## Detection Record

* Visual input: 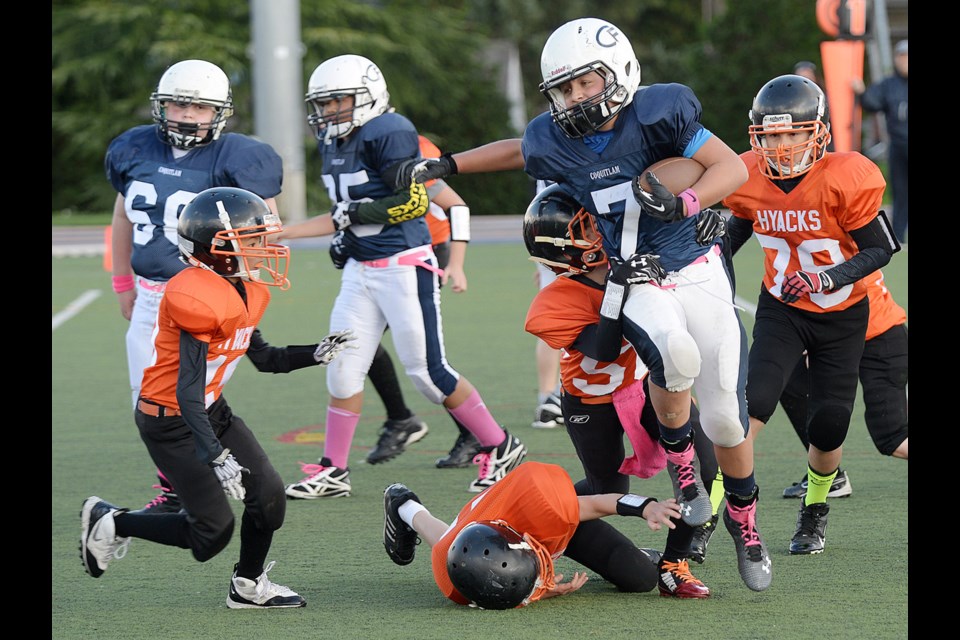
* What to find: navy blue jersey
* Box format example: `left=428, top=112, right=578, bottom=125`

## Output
left=522, top=83, right=714, bottom=272
left=317, top=112, right=431, bottom=261
left=105, top=126, right=283, bottom=281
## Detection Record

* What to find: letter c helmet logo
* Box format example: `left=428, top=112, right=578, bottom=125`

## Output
left=596, top=25, right=622, bottom=48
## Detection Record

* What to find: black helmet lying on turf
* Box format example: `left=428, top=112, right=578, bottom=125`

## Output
left=447, top=520, right=541, bottom=610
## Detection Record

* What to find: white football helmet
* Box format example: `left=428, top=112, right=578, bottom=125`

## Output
left=305, top=54, right=390, bottom=144
left=539, top=18, right=641, bottom=138
left=150, top=60, right=234, bottom=150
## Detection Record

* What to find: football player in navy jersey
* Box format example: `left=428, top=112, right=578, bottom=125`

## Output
left=402, top=17, right=772, bottom=591
left=106, top=59, right=284, bottom=515
left=277, top=54, right=526, bottom=498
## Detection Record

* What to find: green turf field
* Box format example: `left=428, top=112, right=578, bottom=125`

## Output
left=52, top=240, right=908, bottom=640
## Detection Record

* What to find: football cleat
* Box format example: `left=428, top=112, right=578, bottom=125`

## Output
left=658, top=559, right=710, bottom=599
left=284, top=457, right=351, bottom=499
left=783, top=468, right=852, bottom=499
left=688, top=513, right=719, bottom=564
left=723, top=491, right=773, bottom=592
left=366, top=415, right=429, bottom=465
left=468, top=432, right=527, bottom=493
left=226, top=561, right=306, bottom=609
left=664, top=437, right=713, bottom=527
left=80, top=496, right=130, bottom=578
left=789, top=501, right=830, bottom=555
left=436, top=431, right=484, bottom=469
left=531, top=393, right=564, bottom=429
left=383, top=483, right=422, bottom=566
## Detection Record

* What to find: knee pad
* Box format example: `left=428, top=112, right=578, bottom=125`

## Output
left=326, top=361, right=366, bottom=399
left=191, top=516, right=234, bottom=563
left=699, top=410, right=746, bottom=448
left=663, top=330, right=700, bottom=390
left=745, top=361, right=789, bottom=424
left=807, top=404, right=852, bottom=452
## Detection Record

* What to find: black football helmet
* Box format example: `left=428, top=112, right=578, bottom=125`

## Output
left=523, top=184, right=606, bottom=275
left=177, top=187, right=290, bottom=288
left=748, top=74, right=831, bottom=180
left=447, top=521, right=543, bottom=610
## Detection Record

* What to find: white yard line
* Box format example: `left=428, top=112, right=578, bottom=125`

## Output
left=52, top=289, right=101, bottom=331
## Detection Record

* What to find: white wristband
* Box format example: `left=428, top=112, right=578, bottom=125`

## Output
left=600, top=281, right=626, bottom=320
left=448, top=204, right=471, bottom=242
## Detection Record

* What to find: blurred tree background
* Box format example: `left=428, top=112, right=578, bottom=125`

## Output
left=53, top=0, right=824, bottom=218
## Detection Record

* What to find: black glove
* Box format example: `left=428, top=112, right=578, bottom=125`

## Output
left=632, top=172, right=685, bottom=222
left=607, top=253, right=667, bottom=286
left=694, top=208, right=726, bottom=246
left=412, top=152, right=458, bottom=184
left=329, top=230, right=348, bottom=269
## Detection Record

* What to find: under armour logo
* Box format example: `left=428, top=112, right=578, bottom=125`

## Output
left=762, top=558, right=771, bottom=574
left=680, top=503, right=692, bottom=517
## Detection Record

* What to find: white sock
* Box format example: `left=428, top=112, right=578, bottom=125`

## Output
left=398, top=500, right=427, bottom=528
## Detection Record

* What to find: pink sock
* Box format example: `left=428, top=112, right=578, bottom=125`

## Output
left=447, top=389, right=505, bottom=447
left=323, top=406, right=360, bottom=468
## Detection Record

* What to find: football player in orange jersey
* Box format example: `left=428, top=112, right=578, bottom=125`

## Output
left=779, top=270, right=908, bottom=498
left=80, top=187, right=357, bottom=609
left=382, top=461, right=683, bottom=609
left=522, top=184, right=720, bottom=596
left=723, top=74, right=900, bottom=555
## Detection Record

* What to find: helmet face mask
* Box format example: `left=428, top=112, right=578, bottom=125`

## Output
left=178, top=187, right=290, bottom=289
left=151, top=60, right=234, bottom=150
left=306, top=54, right=390, bottom=143
left=523, top=184, right=606, bottom=274
left=446, top=521, right=543, bottom=610
left=539, top=18, right=641, bottom=138
left=748, top=74, right=831, bottom=180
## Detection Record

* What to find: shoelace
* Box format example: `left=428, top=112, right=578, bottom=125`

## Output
left=296, top=461, right=330, bottom=481
left=660, top=560, right=702, bottom=585
left=472, top=452, right=492, bottom=479
left=728, top=502, right=762, bottom=553
left=797, top=507, right=826, bottom=537
left=143, top=494, right=171, bottom=509
left=113, top=536, right=131, bottom=561
left=674, top=462, right=698, bottom=493
left=257, top=561, right=294, bottom=596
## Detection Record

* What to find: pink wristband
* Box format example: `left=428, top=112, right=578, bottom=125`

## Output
left=678, top=188, right=701, bottom=217
left=112, top=275, right=135, bottom=293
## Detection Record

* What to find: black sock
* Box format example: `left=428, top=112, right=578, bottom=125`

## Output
left=367, top=343, right=411, bottom=421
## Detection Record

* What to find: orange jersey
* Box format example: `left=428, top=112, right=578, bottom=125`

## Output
left=140, top=267, right=271, bottom=409
left=418, top=135, right=451, bottom=245
left=863, top=270, right=907, bottom=340
left=431, top=462, right=580, bottom=606
left=525, top=276, right=646, bottom=403
left=723, top=151, right=885, bottom=314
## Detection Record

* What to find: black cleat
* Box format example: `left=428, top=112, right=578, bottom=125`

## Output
left=366, top=416, right=429, bottom=465
left=789, top=502, right=830, bottom=555
left=435, top=431, right=483, bottom=469
left=383, top=483, right=421, bottom=565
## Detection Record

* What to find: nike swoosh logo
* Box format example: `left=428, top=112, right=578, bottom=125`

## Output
left=648, top=203, right=666, bottom=212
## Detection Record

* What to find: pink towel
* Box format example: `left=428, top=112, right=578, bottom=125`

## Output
left=613, top=378, right=666, bottom=479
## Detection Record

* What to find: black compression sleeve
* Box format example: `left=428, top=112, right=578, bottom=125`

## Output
left=245, top=328, right=319, bottom=373
left=573, top=320, right=623, bottom=363
left=725, top=215, right=754, bottom=256
left=822, top=217, right=896, bottom=288
left=175, top=331, right=222, bottom=465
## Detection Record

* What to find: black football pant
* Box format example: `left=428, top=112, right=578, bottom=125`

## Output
left=780, top=323, right=907, bottom=456
left=117, top=395, right=286, bottom=576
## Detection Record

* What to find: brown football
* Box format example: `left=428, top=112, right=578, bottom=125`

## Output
left=638, top=157, right=706, bottom=195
